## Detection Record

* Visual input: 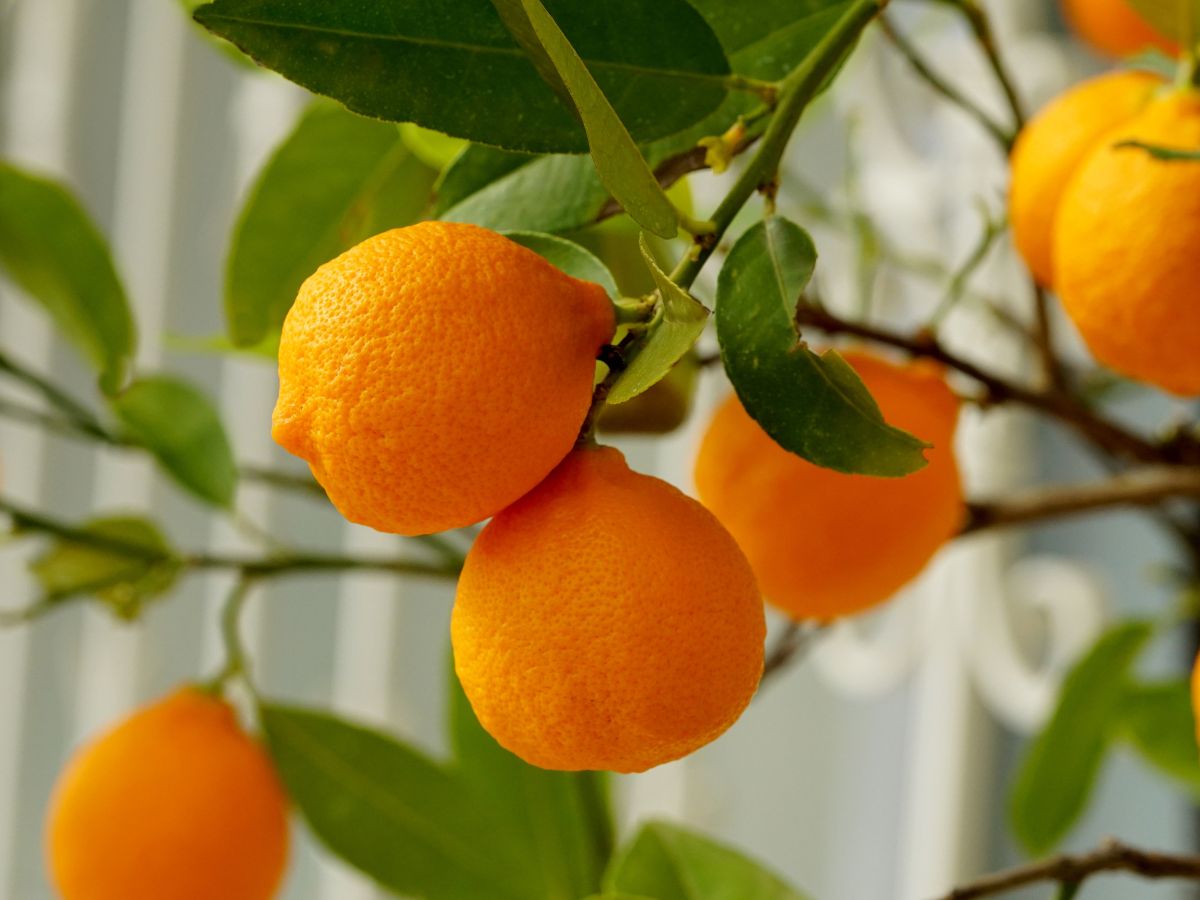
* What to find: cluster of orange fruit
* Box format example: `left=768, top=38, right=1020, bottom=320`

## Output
left=1013, top=2, right=1200, bottom=395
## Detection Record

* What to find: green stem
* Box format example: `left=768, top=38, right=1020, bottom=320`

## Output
left=673, top=0, right=890, bottom=290
left=202, top=576, right=257, bottom=695
left=0, top=349, right=115, bottom=443
left=943, top=0, right=1026, bottom=132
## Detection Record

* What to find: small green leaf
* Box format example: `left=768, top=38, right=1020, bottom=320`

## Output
left=260, top=704, right=530, bottom=900
left=1009, top=621, right=1154, bottom=856
left=1114, top=680, right=1200, bottom=795
left=1124, top=0, right=1200, bottom=43
left=0, top=162, right=134, bottom=393
left=449, top=662, right=612, bottom=898
left=504, top=232, right=619, bottom=298
left=497, top=0, right=680, bottom=236
left=440, top=153, right=607, bottom=233
left=607, top=235, right=709, bottom=405
left=225, top=101, right=435, bottom=346
left=110, top=376, right=238, bottom=507
left=604, top=821, right=811, bottom=900
left=193, top=0, right=729, bottom=155
left=716, top=216, right=929, bottom=477
left=31, top=516, right=180, bottom=620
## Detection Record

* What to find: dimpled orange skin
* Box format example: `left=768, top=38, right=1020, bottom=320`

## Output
left=1010, top=69, right=1162, bottom=286
left=1054, top=92, right=1200, bottom=396
left=272, top=221, right=615, bottom=535
left=1062, top=0, right=1177, bottom=58
left=46, top=687, right=289, bottom=900
left=451, top=445, right=765, bottom=774
left=694, top=351, right=964, bottom=622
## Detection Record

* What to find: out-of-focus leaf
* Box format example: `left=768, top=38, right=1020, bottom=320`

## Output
left=607, top=235, right=708, bottom=405
left=0, top=163, right=134, bottom=393
left=110, top=376, right=238, bottom=507
left=494, top=0, right=681, bottom=236
left=604, top=820, right=811, bottom=900
left=31, top=516, right=180, bottom=620
left=225, top=101, right=435, bottom=346
left=432, top=145, right=532, bottom=217
left=398, top=123, right=468, bottom=170
left=716, top=216, right=929, bottom=477
left=194, top=0, right=729, bottom=154
left=504, top=232, right=618, bottom=298
left=1009, top=621, right=1154, bottom=855
left=1114, top=680, right=1200, bottom=795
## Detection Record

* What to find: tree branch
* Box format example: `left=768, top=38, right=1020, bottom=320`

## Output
left=940, top=838, right=1200, bottom=899
left=792, top=303, right=1195, bottom=466
left=963, top=467, right=1200, bottom=534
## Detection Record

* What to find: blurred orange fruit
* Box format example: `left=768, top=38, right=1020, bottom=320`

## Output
left=1055, top=90, right=1200, bottom=395
left=694, top=350, right=964, bottom=621
left=273, top=221, right=614, bottom=535
left=1062, top=0, right=1178, bottom=58
left=46, top=687, right=289, bottom=900
left=1010, top=69, right=1162, bottom=286
left=452, top=445, right=765, bottom=773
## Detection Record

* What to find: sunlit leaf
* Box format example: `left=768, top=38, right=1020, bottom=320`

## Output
left=504, top=232, right=618, bottom=298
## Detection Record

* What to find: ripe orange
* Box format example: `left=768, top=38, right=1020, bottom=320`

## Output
left=46, top=687, right=289, bottom=900
left=1010, top=69, right=1162, bottom=286
left=452, top=445, right=765, bottom=773
left=1062, top=0, right=1178, bottom=58
left=1054, top=90, right=1200, bottom=396
left=273, top=221, right=614, bottom=535
left=694, top=350, right=964, bottom=621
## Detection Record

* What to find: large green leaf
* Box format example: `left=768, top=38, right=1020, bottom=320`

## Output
left=646, top=1, right=853, bottom=162
left=1114, top=680, right=1200, bottom=795
left=260, top=705, right=529, bottom=900
left=110, top=376, right=238, bottom=508
left=225, top=101, right=435, bottom=346
left=440, top=154, right=607, bottom=233
left=0, top=163, right=134, bottom=393
left=607, top=236, right=708, bottom=404
left=715, top=216, right=928, bottom=477
left=30, top=516, right=180, bottom=620
left=604, top=821, right=811, bottom=900
left=1009, top=621, right=1154, bottom=855
left=505, top=232, right=619, bottom=299
left=193, top=0, right=730, bottom=154
left=491, top=0, right=679, bottom=236
left=432, top=144, right=532, bottom=217
left=449, top=664, right=613, bottom=899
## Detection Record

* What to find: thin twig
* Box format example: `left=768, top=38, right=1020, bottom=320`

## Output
left=758, top=622, right=829, bottom=690
left=792, top=303, right=1193, bottom=465
left=963, top=467, right=1200, bottom=534
left=0, top=349, right=116, bottom=443
left=939, top=837, right=1200, bottom=899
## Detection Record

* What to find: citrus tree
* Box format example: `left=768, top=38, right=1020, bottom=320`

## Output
left=3, top=0, right=1200, bottom=897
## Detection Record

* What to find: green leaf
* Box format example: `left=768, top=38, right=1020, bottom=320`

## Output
left=110, top=376, right=238, bottom=507
left=498, top=0, right=680, bottom=236
left=225, top=101, right=435, bottom=346
left=398, top=122, right=468, bottom=169
left=1124, top=0, right=1200, bottom=42
left=440, top=153, right=607, bottom=233
left=1114, top=680, right=1200, bottom=795
left=31, top=516, right=180, bottom=620
left=432, top=145, right=532, bottom=217
left=260, top=704, right=530, bottom=900
left=0, top=162, right=134, bottom=393
left=607, top=235, right=709, bottom=405
left=715, top=216, right=929, bottom=477
left=193, top=0, right=730, bottom=155
left=504, top=231, right=618, bottom=298
left=645, top=1, right=854, bottom=162
left=604, top=821, right=811, bottom=900
left=448, top=663, right=613, bottom=898
left=176, top=0, right=259, bottom=68
left=1009, top=621, right=1154, bottom=856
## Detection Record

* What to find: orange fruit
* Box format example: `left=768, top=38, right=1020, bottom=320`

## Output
left=1055, top=90, right=1200, bottom=395
left=451, top=445, right=765, bottom=773
left=46, top=687, right=289, bottom=900
left=1010, top=69, right=1162, bottom=286
left=1062, top=0, right=1178, bottom=58
left=694, top=350, right=964, bottom=621
left=272, top=221, right=615, bottom=535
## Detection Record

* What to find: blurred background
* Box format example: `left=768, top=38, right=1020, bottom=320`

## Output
left=0, top=1, right=1195, bottom=898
